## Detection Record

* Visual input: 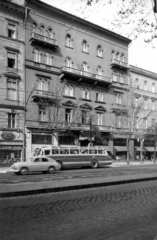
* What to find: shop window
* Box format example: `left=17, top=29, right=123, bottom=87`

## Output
left=32, top=134, right=52, bottom=144
left=7, top=78, right=17, bottom=100
left=59, top=135, right=75, bottom=145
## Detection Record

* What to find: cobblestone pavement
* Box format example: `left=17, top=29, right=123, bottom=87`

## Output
left=1, top=180, right=157, bottom=240
left=1, top=164, right=157, bottom=184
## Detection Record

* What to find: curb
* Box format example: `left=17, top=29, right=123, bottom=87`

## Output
left=1, top=176, right=157, bottom=198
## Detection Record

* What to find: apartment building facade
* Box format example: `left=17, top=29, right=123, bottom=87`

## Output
left=23, top=0, right=131, bottom=158
left=0, top=0, right=25, bottom=163
left=130, top=65, right=157, bottom=160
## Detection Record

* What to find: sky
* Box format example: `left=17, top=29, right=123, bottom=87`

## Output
left=42, top=0, right=157, bottom=73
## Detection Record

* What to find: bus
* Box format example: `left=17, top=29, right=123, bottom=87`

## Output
left=33, top=145, right=112, bottom=169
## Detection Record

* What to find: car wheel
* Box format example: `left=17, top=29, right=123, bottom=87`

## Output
left=57, top=161, right=62, bottom=170
left=20, top=167, right=28, bottom=175
left=91, top=160, right=98, bottom=169
left=48, top=166, right=55, bottom=174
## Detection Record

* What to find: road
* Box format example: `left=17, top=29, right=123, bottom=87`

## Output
left=1, top=164, right=157, bottom=184
left=1, top=180, right=157, bottom=240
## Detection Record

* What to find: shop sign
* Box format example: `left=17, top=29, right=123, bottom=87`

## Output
left=1, top=131, right=15, bottom=140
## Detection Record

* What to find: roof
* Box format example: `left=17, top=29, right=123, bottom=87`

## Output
left=27, top=0, right=131, bottom=44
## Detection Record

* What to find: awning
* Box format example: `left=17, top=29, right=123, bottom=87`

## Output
left=114, top=146, right=127, bottom=152
left=144, top=147, right=155, bottom=152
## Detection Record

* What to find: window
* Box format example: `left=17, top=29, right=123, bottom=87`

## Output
left=66, top=34, right=72, bottom=48
left=39, top=106, right=48, bottom=122
left=7, top=52, right=17, bottom=68
left=82, top=40, right=88, bottom=53
left=120, top=75, right=124, bottom=83
left=113, top=72, right=117, bottom=82
left=64, top=85, right=74, bottom=97
left=97, top=46, right=103, bottom=57
left=121, top=54, right=125, bottom=62
left=82, top=110, right=89, bottom=124
left=32, top=23, right=37, bottom=32
left=40, top=25, right=45, bottom=35
left=97, top=66, right=103, bottom=79
left=135, top=79, right=139, bottom=89
left=111, top=51, right=115, bottom=59
left=152, top=83, right=155, bottom=93
left=7, top=79, right=17, bottom=100
left=65, top=109, right=73, bottom=123
left=144, top=81, right=147, bottom=91
left=47, top=28, right=53, bottom=38
left=116, top=53, right=120, bottom=60
left=117, top=118, right=121, bottom=128
left=96, top=92, right=103, bottom=102
left=115, top=94, right=122, bottom=104
left=152, top=100, right=155, bottom=111
left=82, top=89, right=90, bottom=99
left=8, top=23, right=16, bottom=39
left=135, top=97, right=139, bottom=107
left=32, top=134, right=51, bottom=144
left=42, top=158, right=48, bottom=162
left=45, top=53, right=53, bottom=65
left=37, top=78, right=49, bottom=91
left=82, top=62, right=89, bottom=76
left=8, top=113, right=16, bottom=128
left=34, top=50, right=41, bottom=63
left=66, top=57, right=73, bottom=68
left=97, top=113, right=103, bottom=125
left=144, top=99, right=148, bottom=110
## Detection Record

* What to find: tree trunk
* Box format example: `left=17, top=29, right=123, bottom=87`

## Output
left=154, top=140, right=156, bottom=163
left=140, top=139, right=143, bottom=164
left=126, top=138, right=130, bottom=165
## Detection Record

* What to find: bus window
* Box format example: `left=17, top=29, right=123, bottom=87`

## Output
left=52, top=149, right=59, bottom=155
left=98, top=149, right=103, bottom=154
left=44, top=150, right=51, bottom=155
left=70, top=149, right=79, bottom=154
left=80, top=149, right=88, bottom=154
left=89, top=149, right=96, bottom=154
left=60, top=149, right=69, bottom=154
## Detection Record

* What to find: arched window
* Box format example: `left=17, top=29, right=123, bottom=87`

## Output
left=34, top=50, right=41, bottom=63
left=39, top=25, right=45, bottom=35
left=97, top=46, right=103, bottom=57
left=47, top=28, right=53, bottom=38
left=111, top=51, right=115, bottom=59
left=97, top=66, right=103, bottom=80
left=82, top=40, right=88, bottom=53
left=32, top=23, right=37, bottom=33
left=45, top=53, right=53, bottom=66
left=82, top=62, right=88, bottom=72
left=66, top=34, right=72, bottom=48
left=121, top=54, right=125, bottom=62
left=152, top=82, right=155, bottom=93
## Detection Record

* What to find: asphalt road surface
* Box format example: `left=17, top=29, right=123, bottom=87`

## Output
left=1, top=180, right=157, bottom=240
left=1, top=164, right=157, bottom=184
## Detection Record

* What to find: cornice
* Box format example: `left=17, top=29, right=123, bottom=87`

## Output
left=0, top=0, right=25, bottom=16
left=129, top=65, right=157, bottom=80
left=27, top=0, right=131, bottom=44
left=0, top=104, right=24, bottom=110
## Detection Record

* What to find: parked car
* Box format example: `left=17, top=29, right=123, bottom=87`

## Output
left=10, top=156, right=60, bottom=175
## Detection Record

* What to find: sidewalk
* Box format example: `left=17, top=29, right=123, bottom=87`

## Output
left=0, top=161, right=157, bottom=198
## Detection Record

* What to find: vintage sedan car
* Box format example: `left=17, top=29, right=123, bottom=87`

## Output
left=11, top=156, right=60, bottom=175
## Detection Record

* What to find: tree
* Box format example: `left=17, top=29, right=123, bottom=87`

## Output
left=112, top=82, right=153, bottom=164
left=31, top=81, right=82, bottom=146
left=145, top=121, right=157, bottom=163
left=69, top=0, right=157, bottom=44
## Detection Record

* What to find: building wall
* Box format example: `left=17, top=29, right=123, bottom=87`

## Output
left=0, top=1, right=25, bottom=162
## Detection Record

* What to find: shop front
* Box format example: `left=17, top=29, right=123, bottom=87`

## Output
left=113, top=138, right=127, bottom=160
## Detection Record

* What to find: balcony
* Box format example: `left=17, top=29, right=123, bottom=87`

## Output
left=60, top=66, right=112, bottom=87
left=32, top=89, right=56, bottom=104
left=110, top=59, right=129, bottom=71
left=30, top=32, right=58, bottom=50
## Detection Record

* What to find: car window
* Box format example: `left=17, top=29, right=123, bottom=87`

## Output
left=34, top=158, right=40, bottom=162
left=42, top=158, right=48, bottom=162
